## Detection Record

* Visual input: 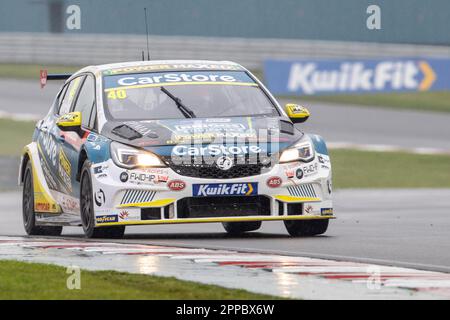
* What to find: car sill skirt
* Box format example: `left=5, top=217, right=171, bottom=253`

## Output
left=96, top=215, right=335, bottom=227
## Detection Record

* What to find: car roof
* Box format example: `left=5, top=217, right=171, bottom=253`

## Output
left=76, top=60, right=246, bottom=77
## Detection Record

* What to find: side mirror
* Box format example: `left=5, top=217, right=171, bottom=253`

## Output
left=285, top=104, right=310, bottom=124
left=56, top=112, right=82, bottom=131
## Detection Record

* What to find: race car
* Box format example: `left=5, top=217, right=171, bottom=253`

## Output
left=19, top=60, right=333, bottom=238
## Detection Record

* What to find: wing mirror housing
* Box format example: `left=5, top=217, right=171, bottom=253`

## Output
left=56, top=112, right=82, bottom=131
left=284, top=104, right=310, bottom=124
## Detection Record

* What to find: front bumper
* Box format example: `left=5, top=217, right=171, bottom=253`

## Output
left=90, top=154, right=334, bottom=227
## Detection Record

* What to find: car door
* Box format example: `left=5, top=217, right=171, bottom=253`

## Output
left=59, top=74, right=97, bottom=199
left=36, top=76, right=84, bottom=196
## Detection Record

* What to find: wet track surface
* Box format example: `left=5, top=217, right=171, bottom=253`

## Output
left=1, top=189, right=450, bottom=273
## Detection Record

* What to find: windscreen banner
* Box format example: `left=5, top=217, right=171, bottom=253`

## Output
left=264, top=58, right=450, bottom=96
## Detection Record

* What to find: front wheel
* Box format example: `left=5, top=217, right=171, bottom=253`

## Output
left=80, top=161, right=125, bottom=239
left=284, top=219, right=329, bottom=237
left=22, top=161, right=62, bottom=236
left=222, top=221, right=262, bottom=235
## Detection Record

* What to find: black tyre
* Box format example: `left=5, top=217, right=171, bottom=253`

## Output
left=22, top=161, right=63, bottom=236
left=80, top=161, right=125, bottom=239
left=222, top=221, right=262, bottom=235
left=284, top=219, right=329, bottom=237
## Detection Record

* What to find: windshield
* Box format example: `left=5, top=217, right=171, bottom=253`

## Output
left=103, top=71, right=279, bottom=120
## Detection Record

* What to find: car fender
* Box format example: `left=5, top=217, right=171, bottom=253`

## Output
left=19, top=143, right=61, bottom=213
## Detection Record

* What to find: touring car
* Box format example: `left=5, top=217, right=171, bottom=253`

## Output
left=19, top=60, right=333, bottom=238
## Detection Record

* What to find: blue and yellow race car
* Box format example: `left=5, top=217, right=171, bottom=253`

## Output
left=19, top=60, right=333, bottom=238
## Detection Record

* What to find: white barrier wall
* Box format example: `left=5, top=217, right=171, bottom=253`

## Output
left=1, top=32, right=450, bottom=69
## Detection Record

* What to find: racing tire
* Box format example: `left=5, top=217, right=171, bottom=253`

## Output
left=80, top=161, right=125, bottom=239
left=222, top=221, right=262, bottom=235
left=284, top=219, right=329, bottom=237
left=22, top=161, right=63, bottom=236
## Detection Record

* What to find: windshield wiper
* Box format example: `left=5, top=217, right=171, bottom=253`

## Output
left=160, top=86, right=196, bottom=118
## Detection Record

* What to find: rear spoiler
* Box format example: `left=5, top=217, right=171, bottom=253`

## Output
left=40, top=70, right=72, bottom=88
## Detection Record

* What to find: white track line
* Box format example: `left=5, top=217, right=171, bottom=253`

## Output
left=328, top=142, right=450, bottom=156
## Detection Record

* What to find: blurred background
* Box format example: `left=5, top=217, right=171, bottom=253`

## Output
left=1, top=0, right=450, bottom=190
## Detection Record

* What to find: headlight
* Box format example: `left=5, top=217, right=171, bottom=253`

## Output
left=279, top=141, right=315, bottom=163
left=111, top=142, right=166, bottom=169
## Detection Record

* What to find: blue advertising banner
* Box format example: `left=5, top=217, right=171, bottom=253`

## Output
left=264, top=58, right=450, bottom=96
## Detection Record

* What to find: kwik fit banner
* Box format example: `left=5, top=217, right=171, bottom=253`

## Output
left=264, top=58, right=450, bottom=96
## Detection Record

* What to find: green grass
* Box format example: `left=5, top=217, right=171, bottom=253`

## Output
left=0, top=119, right=36, bottom=156
left=331, top=149, right=450, bottom=189
left=0, top=63, right=81, bottom=80
left=298, top=91, right=450, bottom=114
left=0, top=260, right=278, bottom=300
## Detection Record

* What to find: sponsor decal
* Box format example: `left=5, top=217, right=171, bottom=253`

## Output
left=104, top=71, right=257, bottom=93
left=285, top=170, right=295, bottom=179
left=321, top=208, right=334, bottom=215
left=120, top=172, right=129, bottom=182
left=118, top=209, right=141, bottom=221
left=59, top=113, right=79, bottom=123
left=119, top=211, right=129, bottom=220
left=39, top=133, right=58, bottom=166
left=127, top=172, right=169, bottom=185
left=304, top=205, right=314, bottom=214
left=123, top=121, right=158, bottom=138
left=60, top=195, right=79, bottom=212
left=264, top=58, right=448, bottom=96
left=193, top=183, right=258, bottom=197
left=172, top=145, right=262, bottom=157
left=86, top=133, right=98, bottom=142
left=296, top=169, right=304, bottom=179
left=168, top=180, right=186, bottom=191
left=318, top=154, right=330, bottom=164
left=302, top=163, right=319, bottom=177
left=94, top=189, right=106, bottom=207
left=38, top=155, right=58, bottom=190
left=104, top=63, right=243, bottom=75
left=267, top=177, right=282, bottom=188
left=96, top=215, right=118, bottom=224
left=93, top=165, right=108, bottom=179
left=35, top=202, right=51, bottom=212
left=165, top=119, right=259, bottom=143
left=174, top=123, right=246, bottom=134
left=318, top=154, right=331, bottom=169
left=58, top=149, right=72, bottom=192
left=113, top=72, right=248, bottom=87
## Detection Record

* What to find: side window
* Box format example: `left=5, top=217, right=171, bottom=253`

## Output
left=73, top=75, right=96, bottom=129
left=58, top=76, right=84, bottom=115
left=56, top=85, right=69, bottom=113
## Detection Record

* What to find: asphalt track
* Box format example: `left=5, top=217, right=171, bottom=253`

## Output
left=2, top=79, right=450, bottom=150
left=1, top=189, right=449, bottom=273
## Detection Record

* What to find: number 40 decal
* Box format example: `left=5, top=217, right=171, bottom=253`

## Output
left=107, top=90, right=127, bottom=100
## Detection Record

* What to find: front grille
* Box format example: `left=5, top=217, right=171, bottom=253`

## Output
left=169, top=163, right=267, bottom=179
left=163, top=154, right=273, bottom=179
left=177, top=196, right=271, bottom=218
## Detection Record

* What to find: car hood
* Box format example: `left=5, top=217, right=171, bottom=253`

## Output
left=101, top=116, right=303, bottom=155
